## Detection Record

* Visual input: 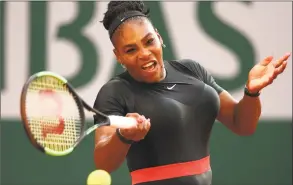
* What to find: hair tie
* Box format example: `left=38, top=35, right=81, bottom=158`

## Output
left=108, top=11, right=147, bottom=39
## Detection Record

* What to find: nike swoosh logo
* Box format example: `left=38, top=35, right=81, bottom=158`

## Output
left=167, top=84, right=176, bottom=90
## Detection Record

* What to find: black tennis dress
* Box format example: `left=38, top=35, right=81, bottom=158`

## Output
left=94, top=59, right=224, bottom=185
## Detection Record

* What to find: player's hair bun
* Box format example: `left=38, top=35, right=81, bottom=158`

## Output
left=102, top=1, right=150, bottom=31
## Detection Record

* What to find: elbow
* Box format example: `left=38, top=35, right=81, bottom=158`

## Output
left=235, top=129, right=256, bottom=136
left=94, top=152, right=115, bottom=173
left=233, top=126, right=257, bottom=136
left=93, top=147, right=119, bottom=173
left=94, top=163, right=114, bottom=173
left=230, top=119, right=258, bottom=136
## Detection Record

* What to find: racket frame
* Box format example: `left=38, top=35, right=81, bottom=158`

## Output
left=20, top=71, right=111, bottom=156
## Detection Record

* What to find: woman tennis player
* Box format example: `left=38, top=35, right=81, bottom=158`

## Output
left=93, top=1, right=291, bottom=185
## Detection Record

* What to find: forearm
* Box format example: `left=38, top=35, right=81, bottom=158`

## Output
left=234, top=94, right=261, bottom=135
left=94, top=127, right=131, bottom=172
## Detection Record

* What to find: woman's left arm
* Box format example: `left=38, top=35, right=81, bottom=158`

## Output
left=217, top=53, right=291, bottom=136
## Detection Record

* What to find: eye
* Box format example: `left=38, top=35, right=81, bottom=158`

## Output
left=126, top=48, right=136, bottom=53
left=146, top=38, right=154, bottom=45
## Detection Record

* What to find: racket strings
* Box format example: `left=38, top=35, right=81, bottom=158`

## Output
left=25, top=76, right=83, bottom=152
left=29, top=76, right=66, bottom=91
left=29, top=118, right=79, bottom=146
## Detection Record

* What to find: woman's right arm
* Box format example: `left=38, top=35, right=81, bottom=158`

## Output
left=94, top=126, right=131, bottom=172
left=92, top=81, right=150, bottom=172
left=94, top=113, right=151, bottom=172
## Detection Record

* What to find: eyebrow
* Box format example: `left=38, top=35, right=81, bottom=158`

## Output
left=123, top=32, right=153, bottom=48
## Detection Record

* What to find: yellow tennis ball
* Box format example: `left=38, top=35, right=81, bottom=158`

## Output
left=87, top=169, right=111, bottom=185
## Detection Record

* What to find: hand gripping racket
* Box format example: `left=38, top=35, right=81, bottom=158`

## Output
left=20, top=71, right=137, bottom=156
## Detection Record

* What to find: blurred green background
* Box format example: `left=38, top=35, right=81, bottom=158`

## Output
left=1, top=120, right=292, bottom=185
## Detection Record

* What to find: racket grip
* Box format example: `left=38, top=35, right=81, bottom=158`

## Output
left=108, top=115, right=137, bottom=128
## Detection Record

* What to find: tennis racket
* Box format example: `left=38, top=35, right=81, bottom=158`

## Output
left=20, top=71, right=137, bottom=156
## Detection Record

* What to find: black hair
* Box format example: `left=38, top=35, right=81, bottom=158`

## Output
left=101, top=1, right=151, bottom=38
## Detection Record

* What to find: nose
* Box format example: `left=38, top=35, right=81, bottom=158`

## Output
left=138, top=47, right=151, bottom=61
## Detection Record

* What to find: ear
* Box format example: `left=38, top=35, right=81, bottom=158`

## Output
left=154, top=28, right=164, bottom=45
left=113, top=48, right=122, bottom=64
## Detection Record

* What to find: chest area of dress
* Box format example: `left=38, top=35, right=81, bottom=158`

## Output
left=130, top=80, right=220, bottom=128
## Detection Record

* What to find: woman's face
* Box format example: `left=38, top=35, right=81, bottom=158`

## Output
left=112, top=18, right=165, bottom=83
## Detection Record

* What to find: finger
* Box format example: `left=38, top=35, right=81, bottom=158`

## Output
left=138, top=118, right=149, bottom=132
left=138, top=123, right=144, bottom=130
left=259, top=56, right=273, bottom=66
left=141, top=120, right=147, bottom=130
left=273, top=53, right=291, bottom=68
left=140, top=119, right=151, bottom=139
left=126, top=113, right=145, bottom=124
left=275, top=61, right=288, bottom=74
left=126, top=113, right=141, bottom=119
left=137, top=116, right=146, bottom=130
left=145, top=119, right=151, bottom=131
left=139, top=115, right=146, bottom=123
left=142, top=118, right=150, bottom=130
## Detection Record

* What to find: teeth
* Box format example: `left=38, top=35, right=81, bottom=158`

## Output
left=142, top=62, right=154, bottom=68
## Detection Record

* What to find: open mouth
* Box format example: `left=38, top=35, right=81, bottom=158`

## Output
left=141, top=61, right=157, bottom=71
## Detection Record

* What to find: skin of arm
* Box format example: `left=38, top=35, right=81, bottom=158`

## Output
left=217, top=90, right=261, bottom=136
